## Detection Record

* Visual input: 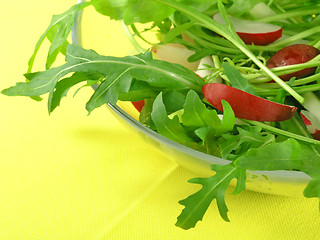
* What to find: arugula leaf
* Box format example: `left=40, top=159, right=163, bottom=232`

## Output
left=162, top=90, right=187, bottom=114
left=151, top=92, right=200, bottom=149
left=227, top=0, right=262, bottom=17
left=92, top=0, right=175, bottom=25
left=50, top=72, right=104, bottom=112
left=222, top=62, right=256, bottom=95
left=93, top=0, right=219, bottom=25
left=180, top=90, right=235, bottom=156
left=234, top=137, right=320, bottom=204
left=2, top=44, right=203, bottom=114
left=118, top=80, right=160, bottom=101
left=304, top=180, right=320, bottom=198
left=182, top=90, right=235, bottom=135
left=163, top=21, right=195, bottom=45
left=27, top=1, right=92, bottom=72
left=91, top=0, right=134, bottom=20
left=179, top=0, right=218, bottom=13
left=220, top=125, right=276, bottom=161
left=139, top=98, right=156, bottom=129
left=235, top=138, right=320, bottom=178
left=303, top=180, right=320, bottom=209
left=176, top=163, right=246, bottom=229
left=46, top=24, right=69, bottom=56
left=278, top=113, right=313, bottom=141
left=86, top=71, right=132, bottom=112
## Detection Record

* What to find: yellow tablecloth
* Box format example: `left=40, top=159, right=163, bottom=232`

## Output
left=1, top=1, right=320, bottom=239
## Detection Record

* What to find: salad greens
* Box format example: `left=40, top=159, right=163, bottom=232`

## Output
left=2, top=0, right=320, bottom=230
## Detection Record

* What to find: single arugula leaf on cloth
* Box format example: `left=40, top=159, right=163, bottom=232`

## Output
left=235, top=138, right=320, bottom=202
left=222, top=62, right=256, bottom=95
left=176, top=163, right=246, bottom=230
left=2, top=44, right=203, bottom=114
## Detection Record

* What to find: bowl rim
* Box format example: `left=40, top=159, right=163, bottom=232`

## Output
left=108, top=103, right=310, bottom=182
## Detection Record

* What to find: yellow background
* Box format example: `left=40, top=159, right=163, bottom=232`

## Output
left=1, top=1, right=320, bottom=239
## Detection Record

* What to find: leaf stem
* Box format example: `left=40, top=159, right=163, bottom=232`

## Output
left=244, top=120, right=320, bottom=145
left=257, top=7, right=320, bottom=23
left=154, top=0, right=304, bottom=103
left=120, top=20, right=146, bottom=54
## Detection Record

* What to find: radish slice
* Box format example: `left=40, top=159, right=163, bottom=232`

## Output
left=312, top=130, right=320, bottom=141
left=152, top=43, right=199, bottom=71
left=213, top=13, right=282, bottom=46
left=267, top=44, right=320, bottom=81
left=301, top=112, right=320, bottom=141
left=301, top=110, right=320, bottom=141
left=202, top=83, right=297, bottom=122
left=249, top=2, right=277, bottom=19
left=132, top=100, right=145, bottom=112
left=194, top=56, right=215, bottom=78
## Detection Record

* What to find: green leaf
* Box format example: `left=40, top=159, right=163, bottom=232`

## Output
left=220, top=125, right=275, bottom=160
left=27, top=1, right=92, bottom=72
left=86, top=70, right=132, bottom=112
left=227, top=0, right=262, bottom=17
left=118, top=80, right=160, bottom=101
left=188, top=48, right=217, bottom=62
left=176, top=163, right=246, bottom=229
left=139, top=98, right=156, bottom=129
left=93, top=0, right=219, bottom=25
left=162, top=90, right=187, bottom=114
left=222, top=62, right=256, bottom=95
left=50, top=72, right=103, bottom=112
left=92, top=0, right=135, bottom=20
left=47, top=24, right=69, bottom=56
left=278, top=113, right=312, bottom=139
left=235, top=138, right=320, bottom=178
left=235, top=138, right=320, bottom=202
left=179, top=0, right=218, bottom=12
left=182, top=90, right=235, bottom=135
left=182, top=90, right=221, bottom=127
left=123, top=1, right=175, bottom=25
left=151, top=92, right=195, bottom=146
left=304, top=180, right=320, bottom=199
left=92, top=0, right=175, bottom=25
left=2, top=65, right=70, bottom=97
left=163, top=21, right=195, bottom=44
left=2, top=44, right=203, bottom=114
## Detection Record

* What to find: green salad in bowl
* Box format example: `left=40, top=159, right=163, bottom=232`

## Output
left=2, top=0, right=320, bottom=230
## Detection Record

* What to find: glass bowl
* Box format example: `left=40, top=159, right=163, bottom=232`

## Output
left=72, top=0, right=311, bottom=197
